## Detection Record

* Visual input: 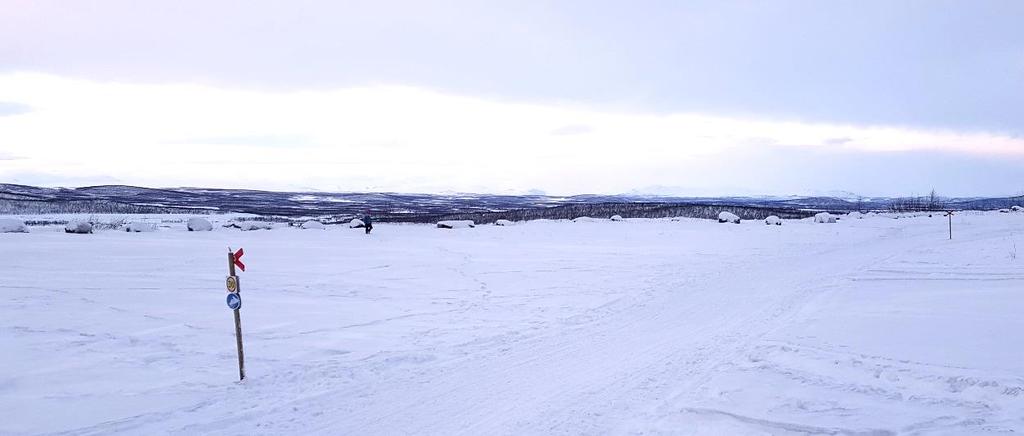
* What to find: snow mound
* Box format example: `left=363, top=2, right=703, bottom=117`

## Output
left=610, top=215, right=624, bottom=221
left=572, top=217, right=601, bottom=223
left=226, top=221, right=274, bottom=231
left=301, top=220, right=326, bottom=230
left=0, top=218, right=28, bottom=233
left=64, top=221, right=93, bottom=234
left=437, top=220, right=475, bottom=229
left=186, top=218, right=213, bottom=232
left=1011, top=205, right=1022, bottom=212
left=349, top=219, right=365, bottom=228
left=999, top=208, right=1011, bottom=213
left=718, top=211, right=740, bottom=224
left=814, top=212, right=837, bottom=223
left=847, top=211, right=865, bottom=219
left=764, top=215, right=782, bottom=226
left=494, top=219, right=514, bottom=226
left=125, top=222, right=157, bottom=232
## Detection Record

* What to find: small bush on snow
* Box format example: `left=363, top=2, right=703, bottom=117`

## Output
left=89, top=216, right=128, bottom=231
left=437, top=220, right=475, bottom=229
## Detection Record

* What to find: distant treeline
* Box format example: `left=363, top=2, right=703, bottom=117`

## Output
left=887, top=195, right=1024, bottom=213
left=5, top=191, right=1021, bottom=224
left=951, top=196, right=1024, bottom=211
left=380, top=202, right=819, bottom=224
left=0, top=199, right=209, bottom=215
left=886, top=196, right=946, bottom=213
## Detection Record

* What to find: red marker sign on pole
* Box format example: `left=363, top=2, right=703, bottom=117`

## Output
left=233, top=248, right=246, bottom=272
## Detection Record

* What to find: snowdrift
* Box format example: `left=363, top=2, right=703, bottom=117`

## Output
left=125, top=222, right=157, bottom=232
left=494, top=219, right=514, bottom=226
left=814, top=212, right=837, bottom=223
left=718, top=212, right=740, bottom=224
left=437, top=220, right=475, bottom=229
left=610, top=215, right=624, bottom=222
left=0, top=218, right=28, bottom=233
left=301, top=220, right=326, bottom=230
left=64, top=221, right=93, bottom=234
left=349, top=219, right=365, bottom=228
left=765, top=215, right=782, bottom=226
left=226, top=221, right=274, bottom=231
left=186, top=218, right=213, bottom=232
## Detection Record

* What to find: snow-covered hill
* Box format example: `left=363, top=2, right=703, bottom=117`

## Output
left=5, top=184, right=1021, bottom=222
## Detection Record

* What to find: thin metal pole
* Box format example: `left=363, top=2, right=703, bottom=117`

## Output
left=229, top=249, right=246, bottom=381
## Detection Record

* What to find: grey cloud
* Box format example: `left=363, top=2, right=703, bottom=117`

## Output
left=3, top=2, right=1021, bottom=134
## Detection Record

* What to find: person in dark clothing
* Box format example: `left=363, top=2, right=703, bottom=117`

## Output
left=363, top=214, right=373, bottom=234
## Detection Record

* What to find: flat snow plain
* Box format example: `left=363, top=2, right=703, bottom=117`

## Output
left=2, top=213, right=1023, bottom=435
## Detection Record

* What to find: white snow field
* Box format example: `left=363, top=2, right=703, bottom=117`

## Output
left=2, top=213, right=1023, bottom=435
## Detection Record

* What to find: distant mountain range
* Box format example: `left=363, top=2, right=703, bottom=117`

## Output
left=1, top=184, right=1021, bottom=223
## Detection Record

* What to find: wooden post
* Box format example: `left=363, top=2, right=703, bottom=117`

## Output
left=946, top=211, right=953, bottom=240
left=228, top=248, right=246, bottom=381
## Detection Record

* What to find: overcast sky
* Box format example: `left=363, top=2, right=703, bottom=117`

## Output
left=1, top=0, right=1023, bottom=196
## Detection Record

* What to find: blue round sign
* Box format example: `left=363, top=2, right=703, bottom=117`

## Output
left=226, top=293, right=242, bottom=310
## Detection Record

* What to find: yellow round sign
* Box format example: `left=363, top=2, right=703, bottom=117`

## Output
left=226, top=276, right=238, bottom=293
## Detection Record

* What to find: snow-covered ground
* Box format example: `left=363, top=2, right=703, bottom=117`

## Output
left=2, top=213, right=1023, bottom=435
